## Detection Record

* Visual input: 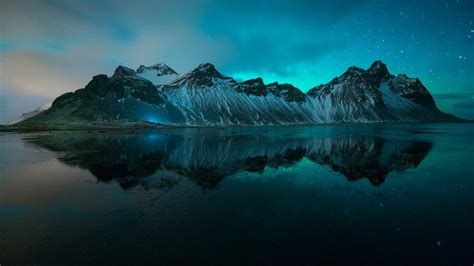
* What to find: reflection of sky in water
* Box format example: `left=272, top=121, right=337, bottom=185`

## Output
left=0, top=124, right=473, bottom=264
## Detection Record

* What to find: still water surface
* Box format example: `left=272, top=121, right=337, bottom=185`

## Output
left=0, top=123, right=473, bottom=264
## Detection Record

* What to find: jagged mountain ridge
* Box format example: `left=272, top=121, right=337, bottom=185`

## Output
left=14, top=60, right=459, bottom=128
left=160, top=63, right=315, bottom=125
left=306, top=60, right=455, bottom=122
left=136, top=63, right=179, bottom=86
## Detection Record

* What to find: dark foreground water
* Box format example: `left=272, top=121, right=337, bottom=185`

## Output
left=0, top=123, right=473, bottom=265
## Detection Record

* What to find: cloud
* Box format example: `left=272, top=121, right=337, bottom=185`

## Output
left=433, top=93, right=474, bottom=100
left=0, top=0, right=358, bottom=100
left=199, top=0, right=366, bottom=76
left=0, top=49, right=114, bottom=97
left=0, top=0, right=239, bottom=122
left=0, top=89, right=51, bottom=124
left=452, top=101, right=474, bottom=109
left=433, top=93, right=474, bottom=120
left=223, top=36, right=346, bottom=77
left=0, top=25, right=234, bottom=94
left=0, top=0, right=471, bottom=122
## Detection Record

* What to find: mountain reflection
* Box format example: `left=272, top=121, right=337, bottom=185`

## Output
left=24, top=128, right=433, bottom=189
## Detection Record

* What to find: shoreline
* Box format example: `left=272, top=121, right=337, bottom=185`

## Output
left=1, top=120, right=471, bottom=133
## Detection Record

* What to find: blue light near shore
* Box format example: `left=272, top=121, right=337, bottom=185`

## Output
left=144, top=116, right=160, bottom=123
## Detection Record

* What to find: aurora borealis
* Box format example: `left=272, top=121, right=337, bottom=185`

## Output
left=0, top=0, right=473, bottom=123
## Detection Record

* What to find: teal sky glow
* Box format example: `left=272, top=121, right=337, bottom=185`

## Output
left=0, top=0, right=473, bottom=123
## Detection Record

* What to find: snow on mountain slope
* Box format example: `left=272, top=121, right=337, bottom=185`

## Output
left=379, top=82, right=422, bottom=119
left=307, top=63, right=395, bottom=122
left=306, top=60, right=455, bottom=122
left=386, top=74, right=436, bottom=107
left=161, top=63, right=317, bottom=125
left=136, top=63, right=179, bottom=86
left=12, top=60, right=459, bottom=128
left=10, top=102, right=52, bottom=124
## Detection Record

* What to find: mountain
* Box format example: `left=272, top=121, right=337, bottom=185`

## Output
left=15, top=64, right=186, bottom=128
left=9, top=102, right=52, bottom=124
left=136, top=63, right=179, bottom=86
left=160, top=63, right=315, bottom=125
left=10, top=60, right=460, bottom=129
left=306, top=60, right=457, bottom=122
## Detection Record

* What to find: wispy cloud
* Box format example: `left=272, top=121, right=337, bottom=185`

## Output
left=433, top=93, right=474, bottom=120
left=0, top=0, right=472, bottom=123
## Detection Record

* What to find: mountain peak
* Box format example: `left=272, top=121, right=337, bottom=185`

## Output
left=137, top=63, right=178, bottom=76
left=169, top=63, right=230, bottom=87
left=14, top=59, right=460, bottom=129
left=112, top=65, right=136, bottom=78
left=191, top=63, right=223, bottom=78
left=345, top=66, right=365, bottom=74
left=197, top=62, right=215, bottom=69
left=241, top=77, right=264, bottom=86
left=369, top=59, right=386, bottom=67
left=238, top=77, right=267, bottom=96
left=367, top=60, right=390, bottom=77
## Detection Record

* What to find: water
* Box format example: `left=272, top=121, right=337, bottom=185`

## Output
left=0, top=123, right=473, bottom=265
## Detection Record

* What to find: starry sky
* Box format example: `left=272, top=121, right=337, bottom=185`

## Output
left=0, top=0, right=473, bottom=123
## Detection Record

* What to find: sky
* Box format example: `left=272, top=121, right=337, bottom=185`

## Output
left=0, top=0, right=473, bottom=123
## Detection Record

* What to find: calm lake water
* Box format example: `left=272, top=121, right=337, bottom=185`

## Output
left=0, top=123, right=473, bottom=265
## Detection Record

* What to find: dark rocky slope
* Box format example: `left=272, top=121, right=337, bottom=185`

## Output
left=10, top=60, right=460, bottom=129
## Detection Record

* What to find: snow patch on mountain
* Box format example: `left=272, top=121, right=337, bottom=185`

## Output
left=11, top=60, right=459, bottom=128
left=379, top=82, right=420, bottom=118
left=162, top=65, right=316, bottom=125
left=10, top=102, right=52, bottom=124
left=136, top=63, right=179, bottom=86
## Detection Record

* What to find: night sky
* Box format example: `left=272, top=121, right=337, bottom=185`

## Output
left=0, top=0, right=473, bottom=123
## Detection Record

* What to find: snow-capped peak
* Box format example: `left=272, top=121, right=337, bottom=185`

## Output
left=14, top=60, right=459, bottom=129
left=170, top=63, right=233, bottom=87
left=191, top=63, right=224, bottom=78
left=135, top=63, right=179, bottom=86
left=136, top=63, right=178, bottom=76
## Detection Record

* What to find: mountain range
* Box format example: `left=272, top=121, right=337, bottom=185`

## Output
left=8, top=60, right=460, bottom=129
